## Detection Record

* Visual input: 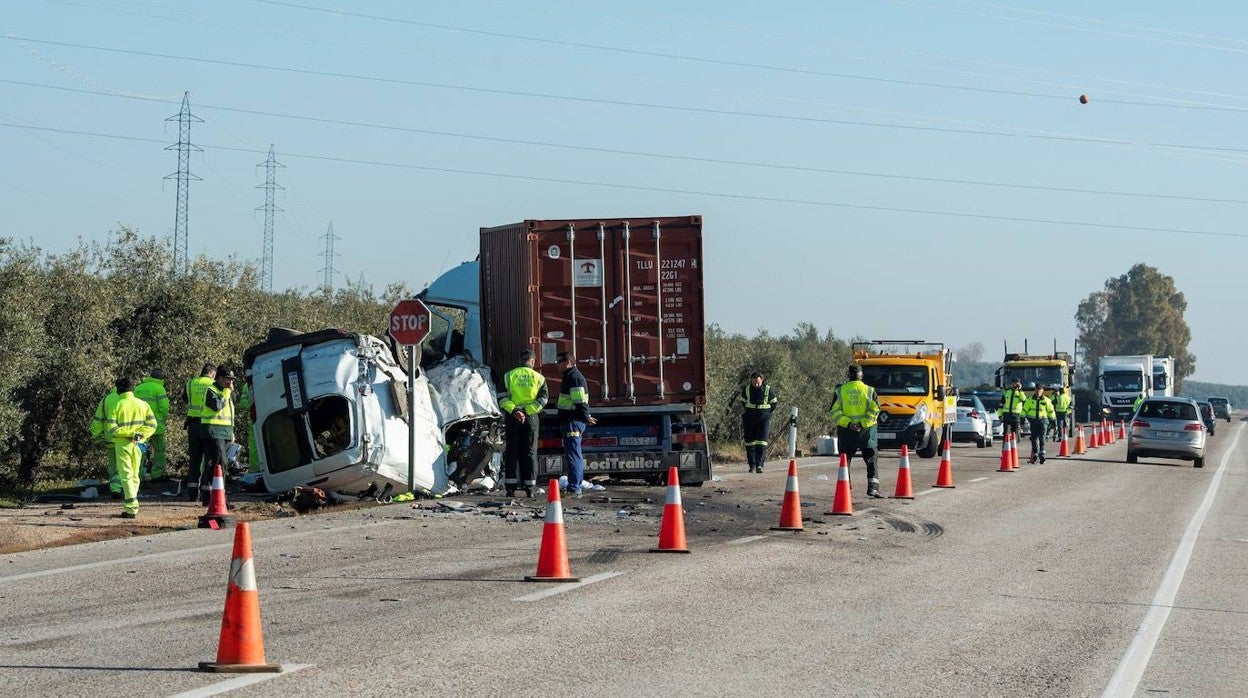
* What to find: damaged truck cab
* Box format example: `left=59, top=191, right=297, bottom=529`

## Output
left=423, top=216, right=712, bottom=486
left=243, top=328, right=502, bottom=498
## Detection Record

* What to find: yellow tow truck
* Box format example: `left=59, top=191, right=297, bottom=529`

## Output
left=853, top=340, right=957, bottom=458
left=994, top=344, right=1076, bottom=437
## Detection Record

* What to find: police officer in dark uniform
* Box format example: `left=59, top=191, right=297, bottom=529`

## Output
left=740, top=371, right=778, bottom=473
left=556, top=352, right=596, bottom=498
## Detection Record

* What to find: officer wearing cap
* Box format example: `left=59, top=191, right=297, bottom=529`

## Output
left=500, top=349, right=548, bottom=498
left=199, top=365, right=236, bottom=505
left=184, top=363, right=216, bottom=501
left=740, top=371, right=779, bottom=473
left=1000, top=377, right=1027, bottom=442
left=1021, top=382, right=1056, bottom=463
left=1049, top=383, right=1072, bottom=442
left=829, top=364, right=883, bottom=498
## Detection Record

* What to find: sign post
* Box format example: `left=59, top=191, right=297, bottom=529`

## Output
left=387, top=299, right=433, bottom=494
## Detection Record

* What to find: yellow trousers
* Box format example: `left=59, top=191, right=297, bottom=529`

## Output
left=114, top=439, right=143, bottom=515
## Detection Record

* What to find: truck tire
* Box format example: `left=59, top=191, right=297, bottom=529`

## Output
left=1194, top=456, right=1205, bottom=468
left=916, top=429, right=939, bottom=459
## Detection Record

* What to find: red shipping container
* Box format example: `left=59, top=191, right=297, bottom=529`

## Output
left=480, top=217, right=705, bottom=410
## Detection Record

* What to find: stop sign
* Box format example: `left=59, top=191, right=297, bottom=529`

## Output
left=388, top=298, right=432, bottom=346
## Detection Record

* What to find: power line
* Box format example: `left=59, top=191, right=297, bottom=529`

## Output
left=2, top=120, right=1245, bottom=241
left=5, top=79, right=1248, bottom=202
left=886, top=0, right=1248, bottom=56
left=251, top=0, right=1248, bottom=113
left=10, top=36, right=1248, bottom=157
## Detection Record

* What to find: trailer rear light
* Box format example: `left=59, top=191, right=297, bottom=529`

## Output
left=672, top=432, right=706, bottom=445
left=1133, top=420, right=1149, bottom=428
left=538, top=438, right=562, bottom=449
left=1184, top=423, right=1203, bottom=431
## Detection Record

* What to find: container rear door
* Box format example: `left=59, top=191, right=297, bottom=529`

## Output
left=530, top=217, right=704, bottom=407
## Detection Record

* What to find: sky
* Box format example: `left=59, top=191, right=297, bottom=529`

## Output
left=2, top=1, right=1246, bottom=383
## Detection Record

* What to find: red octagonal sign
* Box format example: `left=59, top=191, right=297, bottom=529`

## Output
left=388, top=298, right=432, bottom=346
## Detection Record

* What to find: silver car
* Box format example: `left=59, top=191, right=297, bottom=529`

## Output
left=1126, top=397, right=1206, bottom=468
left=953, top=395, right=993, bottom=448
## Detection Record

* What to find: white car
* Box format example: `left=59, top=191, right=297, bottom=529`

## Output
left=953, top=395, right=993, bottom=448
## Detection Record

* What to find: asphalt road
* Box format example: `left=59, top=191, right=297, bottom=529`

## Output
left=2, top=417, right=1245, bottom=697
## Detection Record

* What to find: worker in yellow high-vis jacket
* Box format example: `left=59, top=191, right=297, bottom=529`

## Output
left=829, top=365, right=883, bottom=498
left=105, top=377, right=157, bottom=518
left=134, top=369, right=170, bottom=480
left=183, top=363, right=216, bottom=502
left=90, top=387, right=123, bottom=499
left=500, top=349, right=548, bottom=499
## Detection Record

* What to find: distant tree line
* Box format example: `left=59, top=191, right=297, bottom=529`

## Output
left=0, top=234, right=1230, bottom=488
left=0, top=230, right=405, bottom=488
left=703, top=323, right=855, bottom=453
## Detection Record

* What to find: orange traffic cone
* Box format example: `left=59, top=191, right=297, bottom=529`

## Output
left=1088, top=423, right=1098, bottom=448
left=1096, top=422, right=1104, bottom=447
left=998, top=433, right=1014, bottom=472
left=1058, top=432, right=1070, bottom=457
left=892, top=445, right=916, bottom=499
left=934, top=437, right=955, bottom=488
left=1118, top=421, right=1127, bottom=439
left=1010, top=432, right=1020, bottom=470
left=526, top=480, right=581, bottom=581
left=772, top=459, right=805, bottom=531
left=1104, top=420, right=1113, bottom=444
left=826, top=453, right=853, bottom=516
left=1074, top=425, right=1087, bottom=455
left=199, top=522, right=281, bottom=673
left=650, top=467, right=690, bottom=553
left=198, top=464, right=234, bottom=530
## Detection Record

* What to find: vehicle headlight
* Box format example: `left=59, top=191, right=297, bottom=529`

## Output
left=908, top=403, right=929, bottom=426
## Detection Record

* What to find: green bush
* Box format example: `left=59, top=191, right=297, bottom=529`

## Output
left=0, top=229, right=406, bottom=487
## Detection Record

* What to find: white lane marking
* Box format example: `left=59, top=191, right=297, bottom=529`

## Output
left=1103, top=422, right=1245, bottom=697
left=969, top=477, right=988, bottom=483
left=914, top=488, right=942, bottom=496
left=167, top=663, right=312, bottom=698
left=727, top=535, right=767, bottom=545
left=4, top=606, right=220, bottom=647
left=512, top=571, right=622, bottom=602
left=0, top=521, right=390, bottom=584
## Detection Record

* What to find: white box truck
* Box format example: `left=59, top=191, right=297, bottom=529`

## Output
left=1098, top=354, right=1153, bottom=421
left=1152, top=357, right=1175, bottom=398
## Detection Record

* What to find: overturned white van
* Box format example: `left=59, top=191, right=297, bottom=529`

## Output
left=243, top=328, right=502, bottom=498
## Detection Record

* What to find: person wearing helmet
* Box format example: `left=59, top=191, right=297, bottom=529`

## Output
left=1021, top=383, right=1056, bottom=463
left=999, top=377, right=1027, bottom=444
left=829, top=364, right=883, bottom=498
left=1049, top=383, right=1072, bottom=442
